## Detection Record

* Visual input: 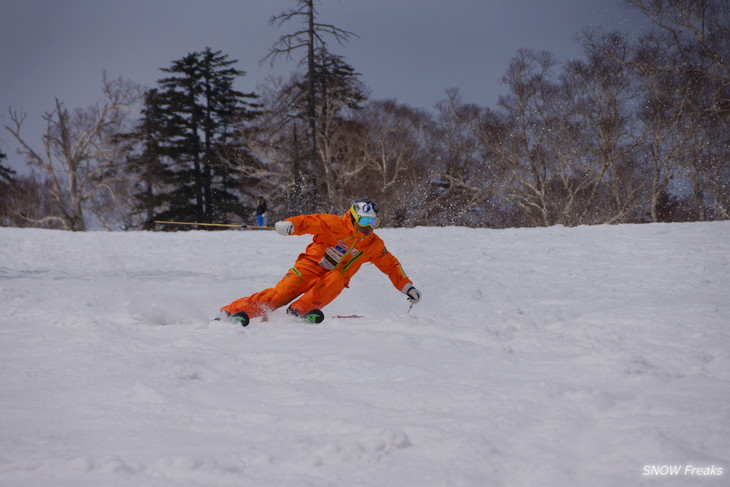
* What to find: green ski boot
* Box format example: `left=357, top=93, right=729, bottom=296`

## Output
left=287, top=307, right=325, bottom=324
left=219, top=311, right=249, bottom=327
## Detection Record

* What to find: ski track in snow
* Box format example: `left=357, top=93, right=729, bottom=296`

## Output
left=1, top=222, right=729, bottom=486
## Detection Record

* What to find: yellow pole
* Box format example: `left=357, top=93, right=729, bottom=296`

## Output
left=154, top=220, right=274, bottom=230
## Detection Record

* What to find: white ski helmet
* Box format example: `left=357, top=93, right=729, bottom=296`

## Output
left=349, top=198, right=380, bottom=228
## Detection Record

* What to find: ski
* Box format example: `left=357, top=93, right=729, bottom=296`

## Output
left=215, top=309, right=365, bottom=326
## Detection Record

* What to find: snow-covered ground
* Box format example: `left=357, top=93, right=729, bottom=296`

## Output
left=1, top=222, right=729, bottom=486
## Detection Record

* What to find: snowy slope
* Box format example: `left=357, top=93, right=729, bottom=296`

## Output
left=1, top=222, right=729, bottom=486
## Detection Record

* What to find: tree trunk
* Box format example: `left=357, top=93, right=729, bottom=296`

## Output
left=306, top=0, right=318, bottom=212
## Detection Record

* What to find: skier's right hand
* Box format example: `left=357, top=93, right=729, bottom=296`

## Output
left=275, top=220, right=294, bottom=236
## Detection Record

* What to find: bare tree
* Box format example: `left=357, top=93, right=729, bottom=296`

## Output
left=1, top=174, right=65, bottom=228
left=346, top=100, right=435, bottom=225
left=315, top=99, right=364, bottom=210
left=428, top=89, right=502, bottom=227
left=4, top=75, right=141, bottom=230
left=567, top=29, right=649, bottom=224
left=625, top=0, right=729, bottom=219
left=240, top=75, right=313, bottom=215
left=624, top=0, right=729, bottom=85
left=263, top=0, right=357, bottom=211
left=628, top=31, right=694, bottom=221
left=481, top=49, right=572, bottom=226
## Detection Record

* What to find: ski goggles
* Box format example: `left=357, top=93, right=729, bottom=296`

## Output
left=350, top=206, right=380, bottom=228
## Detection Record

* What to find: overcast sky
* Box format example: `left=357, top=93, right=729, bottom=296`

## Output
left=1, top=0, right=652, bottom=172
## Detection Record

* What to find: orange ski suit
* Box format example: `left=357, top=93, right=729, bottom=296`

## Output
left=221, top=212, right=412, bottom=317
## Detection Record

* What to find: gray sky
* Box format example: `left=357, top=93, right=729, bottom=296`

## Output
left=1, top=0, right=651, bottom=172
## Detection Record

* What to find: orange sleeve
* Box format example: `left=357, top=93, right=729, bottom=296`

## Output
left=285, top=214, right=343, bottom=236
left=371, top=244, right=412, bottom=291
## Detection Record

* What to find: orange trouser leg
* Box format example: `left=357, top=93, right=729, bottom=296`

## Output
left=221, top=268, right=318, bottom=317
left=289, top=270, right=347, bottom=314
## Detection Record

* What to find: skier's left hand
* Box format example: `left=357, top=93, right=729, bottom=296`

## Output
left=402, top=283, right=421, bottom=304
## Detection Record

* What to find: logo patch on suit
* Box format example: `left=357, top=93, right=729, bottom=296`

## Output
left=320, top=241, right=349, bottom=270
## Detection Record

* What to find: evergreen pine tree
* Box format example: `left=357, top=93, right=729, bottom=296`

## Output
left=126, top=89, right=170, bottom=229
left=0, top=150, right=17, bottom=226
left=0, top=150, right=14, bottom=185
left=130, top=48, right=260, bottom=228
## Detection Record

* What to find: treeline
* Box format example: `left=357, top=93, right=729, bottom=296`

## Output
left=1, top=0, right=727, bottom=230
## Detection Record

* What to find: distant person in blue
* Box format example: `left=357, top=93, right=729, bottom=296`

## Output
left=256, top=197, right=268, bottom=227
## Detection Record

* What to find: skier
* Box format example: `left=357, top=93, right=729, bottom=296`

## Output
left=255, top=197, right=268, bottom=227
left=220, top=198, right=421, bottom=326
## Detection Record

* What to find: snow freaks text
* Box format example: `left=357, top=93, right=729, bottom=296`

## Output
left=642, top=465, right=724, bottom=477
